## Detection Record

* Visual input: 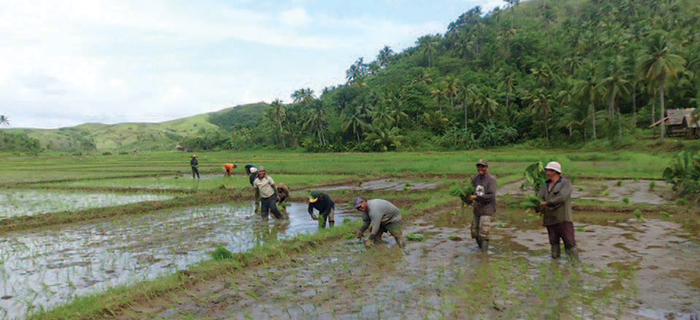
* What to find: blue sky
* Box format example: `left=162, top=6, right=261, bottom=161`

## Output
left=1, top=0, right=506, bottom=129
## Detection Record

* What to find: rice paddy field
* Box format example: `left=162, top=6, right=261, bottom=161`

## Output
left=0, top=150, right=698, bottom=319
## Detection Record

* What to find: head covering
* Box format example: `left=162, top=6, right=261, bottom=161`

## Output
left=249, top=167, right=258, bottom=174
left=258, top=166, right=266, bottom=172
left=309, top=190, right=321, bottom=203
left=354, top=197, right=365, bottom=209
left=545, top=161, right=562, bottom=174
left=192, top=154, right=197, bottom=158
left=476, top=159, right=488, bottom=167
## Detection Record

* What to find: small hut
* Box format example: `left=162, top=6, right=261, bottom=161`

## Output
left=650, top=108, right=700, bottom=138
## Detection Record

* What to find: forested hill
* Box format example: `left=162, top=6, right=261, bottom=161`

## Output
left=3, top=0, right=699, bottom=153
left=227, top=0, right=700, bottom=152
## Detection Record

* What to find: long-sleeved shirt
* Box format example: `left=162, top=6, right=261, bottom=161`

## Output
left=359, top=199, right=402, bottom=236
left=308, top=193, right=334, bottom=217
left=472, top=173, right=497, bottom=216
left=538, top=177, right=573, bottom=226
left=253, top=175, right=276, bottom=198
left=190, top=158, right=198, bottom=167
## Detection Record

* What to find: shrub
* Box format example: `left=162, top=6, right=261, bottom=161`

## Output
left=210, top=246, right=234, bottom=260
left=119, top=151, right=129, bottom=155
left=677, top=198, right=687, bottom=206
left=102, top=152, right=112, bottom=156
left=622, top=197, right=630, bottom=204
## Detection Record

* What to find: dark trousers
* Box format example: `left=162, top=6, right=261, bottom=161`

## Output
left=546, top=221, right=576, bottom=249
left=191, top=166, right=200, bottom=179
left=261, top=196, right=283, bottom=220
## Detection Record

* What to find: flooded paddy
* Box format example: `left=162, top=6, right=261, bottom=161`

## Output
left=0, top=202, right=357, bottom=319
left=130, top=209, right=700, bottom=320
left=318, top=179, right=443, bottom=192
left=499, top=179, right=673, bottom=205
left=0, top=190, right=173, bottom=219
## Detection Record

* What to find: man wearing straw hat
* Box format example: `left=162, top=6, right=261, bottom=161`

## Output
left=538, top=161, right=579, bottom=262
left=190, top=154, right=200, bottom=180
left=308, top=190, right=335, bottom=228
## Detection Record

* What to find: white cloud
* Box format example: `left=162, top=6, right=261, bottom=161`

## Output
left=280, top=8, right=310, bottom=28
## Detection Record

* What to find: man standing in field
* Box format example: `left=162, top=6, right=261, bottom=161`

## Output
left=222, top=163, right=237, bottom=176
left=467, top=159, right=497, bottom=254
left=308, top=190, right=335, bottom=228
left=538, top=162, right=579, bottom=262
left=354, top=197, right=404, bottom=248
left=190, top=154, right=200, bottom=180
left=253, top=167, right=284, bottom=220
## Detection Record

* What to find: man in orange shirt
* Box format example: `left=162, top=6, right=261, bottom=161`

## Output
left=222, top=163, right=237, bottom=176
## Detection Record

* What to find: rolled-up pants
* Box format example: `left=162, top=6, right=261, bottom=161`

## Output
left=470, top=213, right=491, bottom=240
left=261, top=196, right=283, bottom=220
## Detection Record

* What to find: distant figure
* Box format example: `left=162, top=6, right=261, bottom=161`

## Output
left=466, top=159, right=497, bottom=254
left=244, top=164, right=257, bottom=176
left=277, top=184, right=290, bottom=203
left=252, top=167, right=284, bottom=220
left=308, top=190, right=334, bottom=228
left=536, top=162, right=579, bottom=262
left=222, top=163, right=237, bottom=176
left=354, top=198, right=404, bottom=248
left=190, top=154, right=200, bottom=179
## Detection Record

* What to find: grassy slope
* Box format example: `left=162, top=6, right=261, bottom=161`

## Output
left=5, top=103, right=269, bottom=152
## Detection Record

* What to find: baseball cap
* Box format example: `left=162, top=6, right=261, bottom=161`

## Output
left=354, top=197, right=365, bottom=209
left=476, top=159, right=488, bottom=166
left=309, top=190, right=321, bottom=203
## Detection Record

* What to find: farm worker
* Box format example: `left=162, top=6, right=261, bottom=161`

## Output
left=222, top=163, right=237, bottom=176
left=190, top=154, right=200, bottom=179
left=308, top=190, right=335, bottom=228
left=252, top=167, right=284, bottom=220
left=537, top=162, right=579, bottom=262
left=353, top=198, right=404, bottom=248
left=466, top=159, right=497, bottom=254
left=244, top=164, right=257, bottom=176
left=277, top=184, right=290, bottom=203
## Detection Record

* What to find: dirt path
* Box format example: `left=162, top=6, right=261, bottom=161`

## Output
left=117, top=210, right=700, bottom=320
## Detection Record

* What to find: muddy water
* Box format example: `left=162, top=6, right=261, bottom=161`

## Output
left=506, top=217, right=700, bottom=319
left=319, top=179, right=442, bottom=192
left=499, top=179, right=672, bottom=205
left=0, top=190, right=173, bottom=219
left=0, top=202, right=358, bottom=320
left=137, top=209, right=700, bottom=320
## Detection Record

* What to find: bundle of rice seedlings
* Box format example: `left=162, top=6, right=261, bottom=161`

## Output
left=521, top=195, right=542, bottom=210
left=523, top=161, right=547, bottom=193
left=405, top=233, right=426, bottom=242
left=449, top=181, right=475, bottom=203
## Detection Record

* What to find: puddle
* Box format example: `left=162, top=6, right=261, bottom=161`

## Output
left=499, top=179, right=672, bottom=205
left=0, top=190, right=173, bottom=219
left=318, top=179, right=443, bottom=192
left=0, top=202, right=359, bottom=319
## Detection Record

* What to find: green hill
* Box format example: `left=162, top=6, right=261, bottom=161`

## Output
left=3, top=103, right=269, bottom=152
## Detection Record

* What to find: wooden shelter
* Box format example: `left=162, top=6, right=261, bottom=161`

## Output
left=649, top=108, right=700, bottom=138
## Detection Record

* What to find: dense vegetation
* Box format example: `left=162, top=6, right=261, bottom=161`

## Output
left=211, top=0, right=700, bottom=152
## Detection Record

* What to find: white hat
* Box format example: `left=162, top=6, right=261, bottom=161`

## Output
left=545, top=161, right=562, bottom=174
left=250, top=167, right=258, bottom=173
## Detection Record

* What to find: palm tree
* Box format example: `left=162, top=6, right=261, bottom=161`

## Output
left=269, top=99, right=287, bottom=148
left=443, top=76, right=459, bottom=110
left=457, top=84, right=475, bottom=130
left=303, top=100, right=328, bottom=145
left=601, top=58, right=630, bottom=139
left=377, top=45, right=394, bottom=68
left=421, top=111, right=448, bottom=134
left=638, top=31, right=686, bottom=142
left=0, top=115, right=9, bottom=126
left=292, top=88, right=315, bottom=104
left=417, top=35, right=439, bottom=68
left=529, top=89, right=553, bottom=140
left=345, top=58, right=367, bottom=84
left=365, top=126, right=403, bottom=152
left=343, top=106, right=368, bottom=142
left=575, top=63, right=605, bottom=140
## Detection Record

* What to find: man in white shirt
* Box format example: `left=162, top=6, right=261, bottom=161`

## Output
left=252, top=167, right=284, bottom=220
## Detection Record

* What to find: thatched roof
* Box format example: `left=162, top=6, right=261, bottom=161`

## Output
left=649, top=108, right=699, bottom=128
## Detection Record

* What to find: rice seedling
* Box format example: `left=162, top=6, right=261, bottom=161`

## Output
left=521, top=195, right=542, bottom=211
left=449, top=180, right=475, bottom=204
left=211, top=246, right=235, bottom=260
left=676, top=198, right=687, bottom=206
left=622, top=197, right=630, bottom=204
left=616, top=180, right=623, bottom=187
left=405, top=233, right=426, bottom=242
left=649, top=181, right=656, bottom=191
left=660, top=212, right=672, bottom=219
left=633, top=209, right=643, bottom=221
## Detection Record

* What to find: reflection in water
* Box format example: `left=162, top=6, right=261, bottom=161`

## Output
left=0, top=202, right=358, bottom=319
left=0, top=190, right=173, bottom=219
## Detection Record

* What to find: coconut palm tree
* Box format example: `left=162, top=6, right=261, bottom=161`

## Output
left=0, top=115, right=9, bottom=126
left=377, top=45, right=394, bottom=68
left=638, top=31, right=686, bottom=142
left=575, top=62, right=605, bottom=139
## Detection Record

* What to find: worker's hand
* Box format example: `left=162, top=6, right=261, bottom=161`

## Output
left=470, top=195, right=477, bottom=201
left=310, top=214, right=318, bottom=221
left=540, top=201, right=549, bottom=208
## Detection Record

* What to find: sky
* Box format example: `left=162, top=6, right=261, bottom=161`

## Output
left=0, top=0, right=507, bottom=129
